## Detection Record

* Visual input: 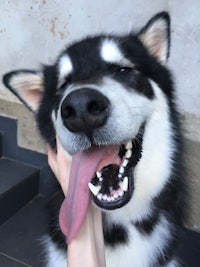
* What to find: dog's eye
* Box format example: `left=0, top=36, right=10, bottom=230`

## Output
left=118, top=66, right=133, bottom=73
left=109, top=64, right=133, bottom=74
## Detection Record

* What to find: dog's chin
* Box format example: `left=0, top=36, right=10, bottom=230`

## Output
left=88, top=131, right=144, bottom=211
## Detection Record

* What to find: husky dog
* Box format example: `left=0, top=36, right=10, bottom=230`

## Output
left=3, top=12, right=185, bottom=267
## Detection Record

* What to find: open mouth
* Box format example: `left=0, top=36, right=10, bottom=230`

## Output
left=88, top=132, right=143, bottom=210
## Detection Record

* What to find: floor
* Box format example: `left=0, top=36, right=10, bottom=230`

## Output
left=0, top=194, right=200, bottom=267
left=178, top=228, right=200, bottom=267
left=0, top=195, right=48, bottom=267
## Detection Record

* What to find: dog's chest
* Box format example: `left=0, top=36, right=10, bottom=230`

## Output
left=104, top=215, right=170, bottom=267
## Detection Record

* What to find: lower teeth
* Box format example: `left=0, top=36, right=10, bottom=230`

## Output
left=96, top=189, right=125, bottom=203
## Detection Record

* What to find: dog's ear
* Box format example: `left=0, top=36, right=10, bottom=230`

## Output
left=138, top=12, right=170, bottom=64
left=2, top=70, right=44, bottom=113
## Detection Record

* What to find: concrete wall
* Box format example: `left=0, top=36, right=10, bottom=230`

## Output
left=0, top=0, right=200, bottom=229
left=0, top=1, right=199, bottom=114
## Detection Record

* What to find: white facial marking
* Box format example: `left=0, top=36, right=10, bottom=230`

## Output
left=58, top=54, right=73, bottom=81
left=133, top=81, right=174, bottom=207
left=43, top=235, right=66, bottom=267
left=106, top=81, right=174, bottom=225
left=100, top=39, right=134, bottom=67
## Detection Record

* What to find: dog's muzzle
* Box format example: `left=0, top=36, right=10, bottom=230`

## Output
left=61, top=88, right=110, bottom=139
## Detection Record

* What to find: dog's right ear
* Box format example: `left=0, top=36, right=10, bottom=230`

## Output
left=2, top=70, right=44, bottom=113
left=138, top=12, right=170, bottom=64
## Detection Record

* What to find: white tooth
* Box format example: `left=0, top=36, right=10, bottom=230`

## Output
left=118, top=173, right=122, bottom=178
left=114, top=193, right=118, bottom=199
left=111, top=196, right=115, bottom=201
left=109, top=186, right=113, bottom=193
left=88, top=183, right=101, bottom=196
left=122, top=159, right=129, bottom=167
left=103, top=194, right=108, bottom=201
left=97, top=193, right=103, bottom=200
left=96, top=171, right=102, bottom=178
left=125, top=141, right=132, bottom=150
left=119, top=166, right=124, bottom=174
left=120, top=176, right=128, bottom=192
left=125, top=149, right=132, bottom=159
left=119, top=190, right=124, bottom=197
left=107, top=196, right=111, bottom=202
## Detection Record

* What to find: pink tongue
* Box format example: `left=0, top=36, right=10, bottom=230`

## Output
left=59, top=145, right=120, bottom=243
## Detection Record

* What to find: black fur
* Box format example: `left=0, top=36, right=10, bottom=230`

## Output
left=37, top=66, right=58, bottom=149
left=134, top=211, right=160, bottom=235
left=46, top=190, right=67, bottom=250
left=103, top=222, right=129, bottom=247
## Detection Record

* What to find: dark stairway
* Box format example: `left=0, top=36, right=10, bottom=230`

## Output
left=0, top=118, right=53, bottom=267
left=0, top=157, right=39, bottom=225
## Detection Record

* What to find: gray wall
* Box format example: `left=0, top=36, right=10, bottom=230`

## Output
left=1, top=0, right=200, bottom=120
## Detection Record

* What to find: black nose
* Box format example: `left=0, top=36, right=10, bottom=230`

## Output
left=61, top=88, right=110, bottom=135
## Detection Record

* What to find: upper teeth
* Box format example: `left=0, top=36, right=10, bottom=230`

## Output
left=125, top=149, right=132, bottom=159
left=88, top=183, right=101, bottom=196
left=119, top=176, right=128, bottom=192
left=96, top=171, right=102, bottom=178
left=122, top=159, right=129, bottom=167
left=118, top=141, right=133, bottom=175
left=119, top=166, right=124, bottom=174
left=125, top=141, right=133, bottom=150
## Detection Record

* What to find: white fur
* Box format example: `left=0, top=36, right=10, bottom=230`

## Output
left=106, top=80, right=174, bottom=225
left=105, top=215, right=172, bottom=267
left=166, top=259, right=180, bottom=267
left=58, top=55, right=73, bottom=82
left=43, top=236, right=67, bottom=267
left=100, top=39, right=134, bottom=67
left=134, top=81, right=174, bottom=202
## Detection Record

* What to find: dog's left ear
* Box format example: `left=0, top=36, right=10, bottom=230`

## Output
left=138, top=12, right=170, bottom=64
left=2, top=70, right=44, bottom=113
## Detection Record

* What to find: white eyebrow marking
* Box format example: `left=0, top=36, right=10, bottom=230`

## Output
left=58, top=54, right=73, bottom=80
left=100, top=39, right=134, bottom=67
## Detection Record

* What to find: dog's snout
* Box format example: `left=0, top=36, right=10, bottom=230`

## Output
left=61, top=88, right=110, bottom=134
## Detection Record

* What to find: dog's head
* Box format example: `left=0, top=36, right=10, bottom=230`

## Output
left=3, top=12, right=172, bottom=241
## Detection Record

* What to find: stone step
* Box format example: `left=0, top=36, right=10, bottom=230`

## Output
left=0, top=157, right=39, bottom=225
left=0, top=131, right=3, bottom=157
